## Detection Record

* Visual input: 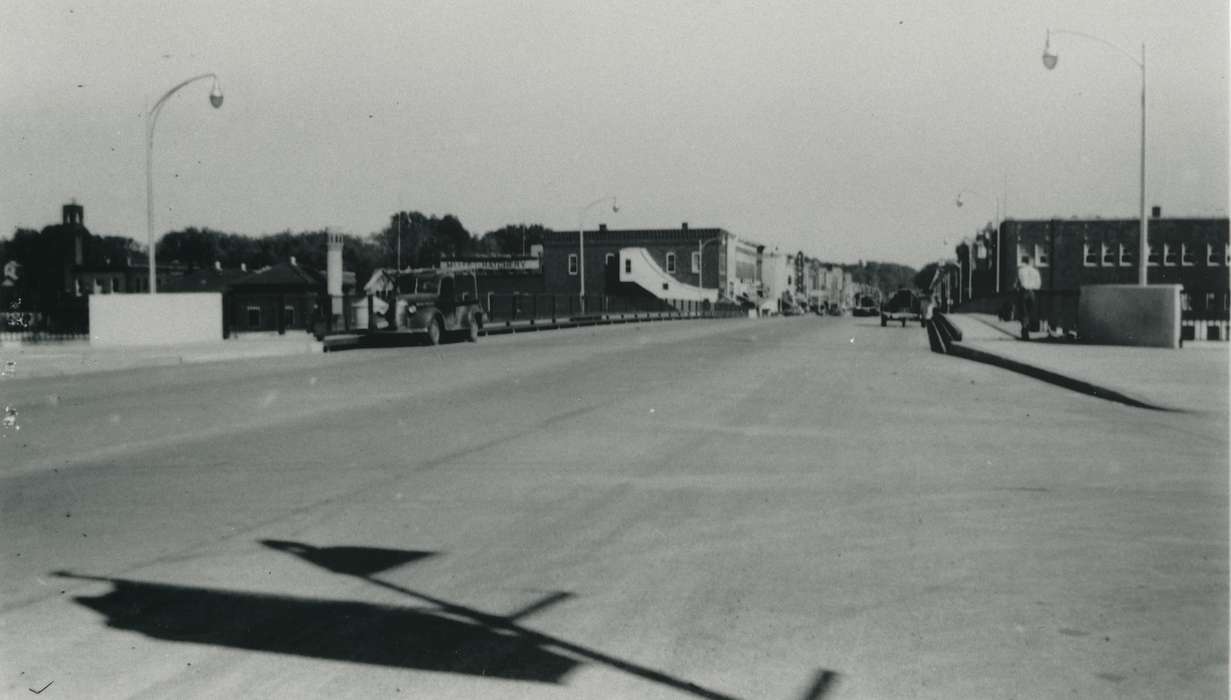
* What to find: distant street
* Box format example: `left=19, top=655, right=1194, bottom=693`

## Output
left=1, top=317, right=1225, bottom=699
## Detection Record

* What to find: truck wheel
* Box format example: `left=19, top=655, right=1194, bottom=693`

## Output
left=427, top=318, right=442, bottom=345
left=880, top=316, right=887, bottom=327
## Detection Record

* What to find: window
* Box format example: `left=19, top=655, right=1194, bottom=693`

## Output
left=1163, top=243, right=1177, bottom=266
left=605, top=253, right=615, bottom=267
left=1083, top=243, right=1097, bottom=267
left=568, top=254, right=578, bottom=276
left=1206, top=292, right=1217, bottom=309
left=1181, top=292, right=1192, bottom=311
left=1101, top=243, right=1115, bottom=266
left=691, top=251, right=700, bottom=273
left=246, top=306, right=261, bottom=328
left=1119, top=243, right=1133, bottom=267
left=1034, top=243, right=1049, bottom=267
left=1148, top=244, right=1160, bottom=266
left=113, top=277, right=122, bottom=292
left=93, top=278, right=102, bottom=294
left=1181, top=243, right=1195, bottom=266
left=1017, top=244, right=1029, bottom=264
left=666, top=253, right=676, bottom=273
left=1208, top=243, right=1220, bottom=265
left=625, top=259, right=631, bottom=274
left=284, top=306, right=296, bottom=327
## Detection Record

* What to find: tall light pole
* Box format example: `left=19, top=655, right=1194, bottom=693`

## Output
left=955, top=189, right=1002, bottom=293
left=1042, top=29, right=1147, bottom=286
left=146, top=73, right=224, bottom=294
left=577, top=196, right=618, bottom=313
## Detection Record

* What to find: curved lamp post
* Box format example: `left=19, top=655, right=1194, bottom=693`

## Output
left=577, top=196, right=618, bottom=313
left=1042, top=29, right=1147, bottom=285
left=955, top=189, right=1002, bottom=294
left=146, top=73, right=224, bottom=294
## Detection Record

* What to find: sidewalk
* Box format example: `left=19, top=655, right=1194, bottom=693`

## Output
left=942, top=314, right=1229, bottom=413
left=0, top=333, right=323, bottom=380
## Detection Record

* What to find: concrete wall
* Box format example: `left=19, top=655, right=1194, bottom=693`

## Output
left=1079, top=284, right=1182, bottom=348
left=90, top=293, right=222, bottom=346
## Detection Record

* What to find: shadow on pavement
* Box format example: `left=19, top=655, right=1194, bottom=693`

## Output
left=55, top=572, right=579, bottom=682
left=55, top=538, right=814, bottom=699
left=260, top=539, right=435, bottom=577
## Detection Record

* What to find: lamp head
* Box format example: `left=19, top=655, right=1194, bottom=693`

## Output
left=1042, top=31, right=1058, bottom=70
left=209, top=77, right=224, bottom=108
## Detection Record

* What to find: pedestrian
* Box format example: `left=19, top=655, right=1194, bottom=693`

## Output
left=1015, top=257, right=1042, bottom=340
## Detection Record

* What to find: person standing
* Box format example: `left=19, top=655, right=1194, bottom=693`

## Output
left=1015, top=258, right=1042, bottom=340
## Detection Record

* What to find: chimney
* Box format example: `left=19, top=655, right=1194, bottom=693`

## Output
left=1151, top=205, right=1161, bottom=218
left=62, top=201, right=84, bottom=226
left=598, top=223, right=607, bottom=232
left=681, top=222, right=689, bottom=231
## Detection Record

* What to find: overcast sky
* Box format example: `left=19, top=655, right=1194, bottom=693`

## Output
left=2, top=0, right=1226, bottom=268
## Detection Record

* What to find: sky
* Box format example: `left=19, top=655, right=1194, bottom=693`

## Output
left=1, top=0, right=1226, bottom=269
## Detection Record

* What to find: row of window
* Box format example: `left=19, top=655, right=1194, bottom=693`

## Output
left=1018, top=242, right=1231, bottom=268
left=244, top=305, right=298, bottom=328
left=1180, top=291, right=1230, bottom=312
left=566, top=252, right=702, bottom=276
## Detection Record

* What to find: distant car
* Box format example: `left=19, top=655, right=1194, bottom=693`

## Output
left=880, top=289, right=924, bottom=327
left=852, top=298, right=880, bottom=317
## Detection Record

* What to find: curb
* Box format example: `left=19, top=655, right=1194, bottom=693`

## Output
left=929, top=314, right=1172, bottom=412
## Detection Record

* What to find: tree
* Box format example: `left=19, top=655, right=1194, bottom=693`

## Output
left=480, top=224, right=551, bottom=255
left=373, top=211, right=481, bottom=269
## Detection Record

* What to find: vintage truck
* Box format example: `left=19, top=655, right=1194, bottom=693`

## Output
left=315, top=269, right=486, bottom=345
left=390, top=269, right=486, bottom=344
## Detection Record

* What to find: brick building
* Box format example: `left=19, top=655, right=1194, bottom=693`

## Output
left=958, top=213, right=1230, bottom=338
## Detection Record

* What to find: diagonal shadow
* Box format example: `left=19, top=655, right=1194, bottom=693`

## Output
left=55, top=570, right=579, bottom=683
left=261, top=540, right=742, bottom=699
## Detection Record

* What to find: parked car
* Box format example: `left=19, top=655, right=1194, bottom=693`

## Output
left=392, top=269, right=486, bottom=344
left=880, top=289, right=924, bottom=327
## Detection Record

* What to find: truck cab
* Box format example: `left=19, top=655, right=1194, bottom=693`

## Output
left=393, top=269, right=486, bottom=344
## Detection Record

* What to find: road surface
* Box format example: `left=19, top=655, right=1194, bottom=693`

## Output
left=2, top=317, right=1225, bottom=699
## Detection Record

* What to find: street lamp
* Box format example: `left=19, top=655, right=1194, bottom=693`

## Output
left=146, top=73, right=224, bottom=294
left=1042, top=28, right=1148, bottom=286
left=955, top=189, right=1002, bottom=294
left=577, top=196, right=618, bottom=313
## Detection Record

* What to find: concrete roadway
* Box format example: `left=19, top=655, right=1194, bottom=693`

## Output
left=1, top=317, right=1225, bottom=699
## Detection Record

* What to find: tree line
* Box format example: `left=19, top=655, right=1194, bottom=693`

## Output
left=0, top=213, right=550, bottom=309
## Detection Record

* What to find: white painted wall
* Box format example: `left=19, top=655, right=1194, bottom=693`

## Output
left=89, top=293, right=222, bottom=346
left=618, top=248, right=718, bottom=303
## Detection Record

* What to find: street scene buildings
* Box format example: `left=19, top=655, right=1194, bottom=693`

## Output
left=1, top=3, right=1226, bottom=699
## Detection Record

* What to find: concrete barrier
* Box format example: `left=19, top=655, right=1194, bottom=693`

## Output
left=89, top=293, right=223, bottom=346
left=1078, top=284, right=1182, bottom=348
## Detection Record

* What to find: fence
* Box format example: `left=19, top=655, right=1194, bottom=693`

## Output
left=483, top=293, right=744, bottom=327
left=0, top=305, right=89, bottom=343
left=1181, top=317, right=1230, bottom=342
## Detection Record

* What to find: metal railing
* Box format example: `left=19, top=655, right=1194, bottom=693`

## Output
left=0, top=306, right=90, bottom=343
left=483, top=293, right=744, bottom=327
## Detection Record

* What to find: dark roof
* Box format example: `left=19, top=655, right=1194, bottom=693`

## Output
left=230, top=262, right=323, bottom=290
left=229, top=262, right=355, bottom=291
left=163, top=268, right=251, bottom=293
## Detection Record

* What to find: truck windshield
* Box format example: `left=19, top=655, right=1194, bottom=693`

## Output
left=401, top=277, right=437, bottom=295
